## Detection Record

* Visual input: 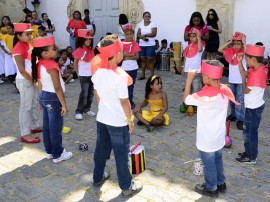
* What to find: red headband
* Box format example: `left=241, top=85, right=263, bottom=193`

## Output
left=201, top=61, right=223, bottom=79
left=33, top=36, right=55, bottom=47
left=246, top=44, right=265, bottom=57
left=14, top=23, right=33, bottom=32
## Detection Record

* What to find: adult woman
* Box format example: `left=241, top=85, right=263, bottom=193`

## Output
left=41, top=13, right=55, bottom=36
left=118, top=13, right=128, bottom=41
left=0, top=16, right=11, bottom=34
left=136, top=11, right=157, bottom=80
left=205, top=9, right=222, bottom=60
left=66, top=11, right=86, bottom=50
left=32, top=11, right=42, bottom=25
left=184, top=12, right=209, bottom=44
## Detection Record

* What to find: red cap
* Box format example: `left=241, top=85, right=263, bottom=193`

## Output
left=97, top=38, right=122, bottom=58
left=77, top=29, right=93, bottom=38
left=14, top=23, right=33, bottom=32
left=232, top=32, right=245, bottom=41
left=33, top=36, right=55, bottom=48
left=123, top=23, right=134, bottom=32
left=201, top=61, right=223, bottom=79
left=246, top=44, right=265, bottom=57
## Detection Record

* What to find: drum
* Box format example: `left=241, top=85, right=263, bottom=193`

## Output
left=159, top=52, right=170, bottom=71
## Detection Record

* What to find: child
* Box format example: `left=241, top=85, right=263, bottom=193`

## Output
left=24, top=15, right=39, bottom=38
left=154, top=39, right=161, bottom=68
left=31, top=36, right=72, bottom=163
left=160, top=39, right=170, bottom=52
left=12, top=23, right=42, bottom=143
left=236, top=45, right=268, bottom=164
left=218, top=32, right=246, bottom=130
left=91, top=34, right=143, bottom=197
left=134, top=75, right=169, bottom=132
left=38, top=25, right=47, bottom=37
left=60, top=49, right=77, bottom=79
left=180, top=28, right=204, bottom=114
left=66, top=46, right=74, bottom=62
left=72, top=29, right=95, bottom=120
left=122, top=23, right=141, bottom=109
left=55, top=56, right=74, bottom=84
left=183, top=60, right=238, bottom=197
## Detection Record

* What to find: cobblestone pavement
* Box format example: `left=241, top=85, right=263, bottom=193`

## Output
left=0, top=70, right=270, bottom=202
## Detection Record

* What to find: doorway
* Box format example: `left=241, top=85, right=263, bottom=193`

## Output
left=89, top=0, right=120, bottom=46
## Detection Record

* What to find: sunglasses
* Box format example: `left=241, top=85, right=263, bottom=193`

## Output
left=208, top=13, right=214, bottom=16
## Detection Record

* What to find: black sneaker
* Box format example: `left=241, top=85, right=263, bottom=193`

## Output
left=236, top=156, right=257, bottom=164
left=130, top=101, right=136, bottom=110
left=226, top=115, right=236, bottom=121
left=217, top=183, right=226, bottom=193
left=238, top=152, right=247, bottom=158
left=195, top=184, right=219, bottom=198
left=93, top=172, right=110, bottom=187
left=236, top=121, right=243, bottom=130
left=146, top=124, right=155, bottom=132
left=121, top=181, right=143, bottom=198
left=137, top=120, right=144, bottom=126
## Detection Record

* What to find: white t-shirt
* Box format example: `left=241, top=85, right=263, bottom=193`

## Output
left=185, top=93, right=228, bottom=152
left=78, top=61, right=92, bottom=76
left=229, top=59, right=247, bottom=84
left=92, top=68, right=128, bottom=126
left=13, top=57, right=32, bottom=80
left=121, top=60, right=138, bottom=71
left=138, top=21, right=156, bottom=46
left=63, top=58, right=72, bottom=69
left=244, top=86, right=265, bottom=109
left=40, top=65, right=65, bottom=93
left=42, top=21, right=54, bottom=36
left=184, top=49, right=204, bottom=72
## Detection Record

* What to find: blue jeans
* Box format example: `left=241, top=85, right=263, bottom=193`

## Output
left=93, top=121, right=132, bottom=190
left=40, top=91, right=64, bottom=159
left=199, top=149, right=226, bottom=191
left=139, top=45, right=156, bottom=58
left=70, top=36, right=76, bottom=51
left=229, top=83, right=245, bottom=121
left=75, top=76, right=94, bottom=114
left=126, top=69, right=137, bottom=103
left=243, top=104, right=265, bottom=160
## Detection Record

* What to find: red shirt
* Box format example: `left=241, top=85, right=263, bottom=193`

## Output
left=68, top=19, right=86, bottom=37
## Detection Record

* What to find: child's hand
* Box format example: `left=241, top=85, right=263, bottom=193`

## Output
left=154, top=114, right=163, bottom=121
left=61, top=106, right=68, bottom=116
left=196, top=31, right=201, bottom=39
left=228, top=40, right=233, bottom=45
left=241, top=35, right=246, bottom=45
left=237, top=53, right=244, bottom=62
left=133, top=107, right=141, bottom=114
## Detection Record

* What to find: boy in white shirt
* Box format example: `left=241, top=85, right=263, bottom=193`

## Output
left=183, top=60, right=238, bottom=198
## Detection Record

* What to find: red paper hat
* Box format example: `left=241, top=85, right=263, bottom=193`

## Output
left=14, top=23, right=33, bottom=32
left=246, top=44, right=265, bottom=57
left=232, top=32, right=245, bottom=41
left=123, top=23, right=134, bottom=32
left=201, top=61, right=223, bottom=79
left=189, top=28, right=200, bottom=35
left=97, top=38, right=122, bottom=58
left=77, top=29, right=93, bottom=38
left=33, top=36, right=55, bottom=47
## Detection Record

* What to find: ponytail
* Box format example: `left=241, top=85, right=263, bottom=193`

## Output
left=13, top=32, right=23, bottom=47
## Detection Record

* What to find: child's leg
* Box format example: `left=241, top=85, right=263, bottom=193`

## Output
left=93, top=122, right=113, bottom=183
left=109, top=125, right=132, bottom=190
left=150, top=116, right=165, bottom=126
left=127, top=70, right=137, bottom=103
left=235, top=84, right=245, bottom=122
left=199, top=150, right=218, bottom=191
left=65, top=74, right=73, bottom=83
left=191, top=73, right=202, bottom=93
left=229, top=83, right=236, bottom=117
left=30, top=87, right=40, bottom=131
left=85, top=76, right=94, bottom=112
left=215, top=149, right=226, bottom=185
left=134, top=110, right=150, bottom=125
left=75, top=76, right=89, bottom=114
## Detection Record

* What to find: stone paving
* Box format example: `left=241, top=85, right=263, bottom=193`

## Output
left=0, top=70, right=270, bottom=202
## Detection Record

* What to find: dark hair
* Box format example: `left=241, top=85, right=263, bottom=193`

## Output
left=13, top=32, right=23, bottom=47
left=76, top=37, right=88, bottom=48
left=41, top=13, right=52, bottom=29
left=1, top=16, right=11, bottom=28
left=84, top=9, right=90, bottom=13
left=119, top=14, right=128, bottom=25
left=38, top=25, right=46, bottom=31
left=245, top=54, right=264, bottom=63
left=66, top=46, right=73, bottom=50
left=25, top=14, right=33, bottom=21
left=60, top=49, right=68, bottom=55
left=145, top=75, right=162, bottom=99
left=155, top=39, right=159, bottom=42
left=106, top=32, right=112, bottom=36
left=161, top=39, right=167, bottom=44
left=23, top=8, right=32, bottom=15
left=255, top=42, right=264, bottom=46
left=189, top=12, right=205, bottom=28
left=73, top=11, right=82, bottom=20
left=6, top=22, right=14, bottom=29
left=143, top=11, right=151, bottom=18
left=206, top=9, right=219, bottom=23
left=32, top=46, right=50, bottom=83
left=84, top=16, right=91, bottom=25
left=55, top=56, right=62, bottom=63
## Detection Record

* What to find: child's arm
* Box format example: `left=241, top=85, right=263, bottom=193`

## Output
left=14, top=55, right=32, bottom=82
left=237, top=53, right=251, bottom=94
left=73, top=58, right=79, bottom=75
left=154, top=92, right=168, bottom=121
left=94, top=89, right=100, bottom=104
left=197, top=31, right=202, bottom=52
left=123, top=52, right=139, bottom=61
left=218, top=40, right=232, bottom=54
left=120, top=98, right=134, bottom=134
left=37, top=80, right=42, bottom=93
left=183, top=70, right=197, bottom=102
left=47, top=68, right=67, bottom=116
left=133, top=99, right=148, bottom=114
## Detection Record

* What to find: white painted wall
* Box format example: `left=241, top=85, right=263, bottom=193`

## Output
left=234, top=0, right=270, bottom=52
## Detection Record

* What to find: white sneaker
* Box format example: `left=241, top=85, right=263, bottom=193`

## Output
left=69, top=79, right=75, bottom=83
left=46, top=153, right=53, bottom=160
left=53, top=149, right=72, bottom=163
left=75, top=114, right=83, bottom=120
left=86, top=111, right=96, bottom=117
left=0, top=79, right=4, bottom=84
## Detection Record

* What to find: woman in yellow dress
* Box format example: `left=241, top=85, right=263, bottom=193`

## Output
left=134, top=75, right=169, bottom=132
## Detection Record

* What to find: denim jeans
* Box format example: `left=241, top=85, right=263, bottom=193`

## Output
left=229, top=83, right=245, bottom=121
left=243, top=104, right=265, bottom=160
left=69, top=36, right=76, bottom=51
left=126, top=69, right=137, bottom=103
left=40, top=91, right=64, bottom=159
left=75, top=76, right=94, bottom=114
left=199, top=149, right=226, bottom=191
left=93, top=121, right=132, bottom=190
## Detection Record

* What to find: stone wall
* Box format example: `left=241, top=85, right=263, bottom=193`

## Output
left=0, top=0, right=26, bottom=22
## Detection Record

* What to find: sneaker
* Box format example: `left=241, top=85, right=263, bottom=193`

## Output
left=86, top=111, right=96, bottom=117
left=93, top=172, right=110, bottom=187
left=121, top=181, right=143, bottom=198
left=195, top=184, right=219, bottom=198
left=217, top=183, right=226, bottom=193
left=238, top=152, right=247, bottom=158
left=53, top=149, right=72, bottom=163
left=236, top=156, right=257, bottom=164
left=146, top=124, right=155, bottom=132
left=236, top=121, right=243, bottom=130
left=226, top=114, right=236, bottom=121
left=75, top=114, right=83, bottom=120
left=46, top=153, right=53, bottom=160
left=0, top=78, right=4, bottom=84
left=69, top=79, right=75, bottom=83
